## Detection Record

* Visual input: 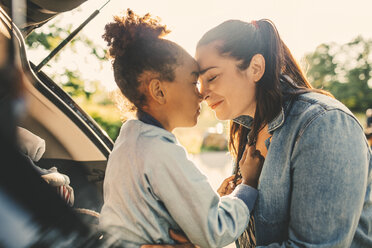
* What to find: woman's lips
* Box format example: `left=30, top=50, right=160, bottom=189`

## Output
left=210, top=100, right=223, bottom=110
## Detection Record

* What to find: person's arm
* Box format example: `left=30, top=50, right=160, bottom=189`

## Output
left=256, top=110, right=369, bottom=247
left=144, top=139, right=258, bottom=248
left=141, top=230, right=199, bottom=248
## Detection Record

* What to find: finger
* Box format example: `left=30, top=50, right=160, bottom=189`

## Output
left=239, top=145, right=249, bottom=165
left=223, top=175, right=236, bottom=185
left=220, top=175, right=234, bottom=188
left=226, top=184, right=235, bottom=194
left=217, top=183, right=228, bottom=194
left=175, top=245, right=197, bottom=248
left=228, top=181, right=235, bottom=189
left=253, top=149, right=262, bottom=158
left=172, top=243, right=197, bottom=248
left=228, top=179, right=243, bottom=192
left=248, top=145, right=256, bottom=157
left=169, top=229, right=190, bottom=243
left=224, top=175, right=236, bottom=182
left=218, top=175, right=236, bottom=192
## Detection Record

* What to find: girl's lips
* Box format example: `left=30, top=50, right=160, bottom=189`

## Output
left=210, top=100, right=223, bottom=110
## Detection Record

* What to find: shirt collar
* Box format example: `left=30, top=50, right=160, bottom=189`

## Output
left=136, top=109, right=164, bottom=129
left=232, top=106, right=286, bottom=133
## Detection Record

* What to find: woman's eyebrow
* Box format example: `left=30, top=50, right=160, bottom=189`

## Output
left=199, top=66, right=217, bottom=75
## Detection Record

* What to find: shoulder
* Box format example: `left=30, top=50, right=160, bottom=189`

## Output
left=111, top=119, right=186, bottom=169
left=112, top=119, right=177, bottom=154
left=281, top=92, right=366, bottom=147
left=126, top=121, right=185, bottom=161
left=288, top=92, right=362, bottom=129
left=291, top=92, right=351, bottom=115
left=117, top=119, right=175, bottom=142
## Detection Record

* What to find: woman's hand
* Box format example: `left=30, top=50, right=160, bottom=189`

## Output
left=141, top=230, right=199, bottom=248
left=217, top=175, right=242, bottom=196
left=239, top=145, right=264, bottom=188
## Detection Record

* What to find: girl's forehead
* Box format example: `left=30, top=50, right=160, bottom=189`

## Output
left=174, top=54, right=199, bottom=79
left=180, top=52, right=198, bottom=69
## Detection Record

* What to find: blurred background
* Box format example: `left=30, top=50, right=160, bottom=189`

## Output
left=24, top=0, right=372, bottom=192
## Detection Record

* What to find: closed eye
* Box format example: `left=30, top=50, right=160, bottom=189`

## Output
left=208, top=75, right=218, bottom=82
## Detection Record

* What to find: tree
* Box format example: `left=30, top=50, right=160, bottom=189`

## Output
left=305, top=36, right=372, bottom=112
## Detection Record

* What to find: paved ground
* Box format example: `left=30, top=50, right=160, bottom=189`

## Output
left=189, top=151, right=236, bottom=248
left=189, top=151, right=234, bottom=190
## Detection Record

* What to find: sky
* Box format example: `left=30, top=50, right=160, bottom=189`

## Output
left=28, top=0, right=372, bottom=91
left=85, top=0, right=372, bottom=59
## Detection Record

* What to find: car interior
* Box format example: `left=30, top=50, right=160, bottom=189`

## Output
left=0, top=0, right=113, bottom=214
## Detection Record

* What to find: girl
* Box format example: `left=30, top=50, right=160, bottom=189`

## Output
left=99, top=10, right=264, bottom=248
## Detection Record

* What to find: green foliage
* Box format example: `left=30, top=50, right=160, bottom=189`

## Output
left=58, top=70, right=87, bottom=98
left=90, top=113, right=122, bottom=141
left=25, top=24, right=70, bottom=50
left=200, top=145, right=228, bottom=152
left=305, top=44, right=337, bottom=89
left=305, top=36, right=372, bottom=112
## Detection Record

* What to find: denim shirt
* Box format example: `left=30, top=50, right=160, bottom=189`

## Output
left=233, top=91, right=372, bottom=247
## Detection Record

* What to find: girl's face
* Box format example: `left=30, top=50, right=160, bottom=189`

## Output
left=164, top=53, right=202, bottom=128
left=196, top=42, right=257, bottom=120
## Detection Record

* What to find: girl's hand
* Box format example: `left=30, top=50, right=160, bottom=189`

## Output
left=239, top=145, right=264, bottom=188
left=217, top=175, right=242, bottom=196
left=141, top=230, right=199, bottom=248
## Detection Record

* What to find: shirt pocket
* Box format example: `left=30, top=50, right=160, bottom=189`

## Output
left=255, top=175, right=290, bottom=224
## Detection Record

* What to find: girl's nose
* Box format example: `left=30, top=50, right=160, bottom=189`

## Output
left=199, top=81, right=210, bottom=100
left=197, top=92, right=203, bottom=102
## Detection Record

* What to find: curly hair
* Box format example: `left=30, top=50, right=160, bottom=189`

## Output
left=103, top=9, right=181, bottom=111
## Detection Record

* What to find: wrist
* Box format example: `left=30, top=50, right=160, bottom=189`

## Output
left=242, top=179, right=258, bottom=189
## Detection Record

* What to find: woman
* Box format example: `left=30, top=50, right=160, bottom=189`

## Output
left=99, top=10, right=264, bottom=248
left=145, top=19, right=372, bottom=247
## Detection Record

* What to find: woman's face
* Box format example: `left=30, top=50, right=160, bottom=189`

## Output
left=164, top=53, right=202, bottom=128
left=196, top=42, right=257, bottom=120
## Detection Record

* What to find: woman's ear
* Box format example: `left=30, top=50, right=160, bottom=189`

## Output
left=250, top=54, right=265, bottom=83
left=148, top=79, right=166, bottom=104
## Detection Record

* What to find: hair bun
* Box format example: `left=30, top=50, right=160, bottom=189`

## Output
left=103, top=9, right=170, bottom=58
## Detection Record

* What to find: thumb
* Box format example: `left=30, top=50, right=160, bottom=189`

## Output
left=240, top=144, right=249, bottom=163
left=169, top=229, right=190, bottom=243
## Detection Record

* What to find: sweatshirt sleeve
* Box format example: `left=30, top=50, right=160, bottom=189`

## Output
left=144, top=138, right=257, bottom=248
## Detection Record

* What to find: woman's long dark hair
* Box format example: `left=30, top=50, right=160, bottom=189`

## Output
left=198, top=19, right=318, bottom=157
left=197, top=19, right=330, bottom=247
